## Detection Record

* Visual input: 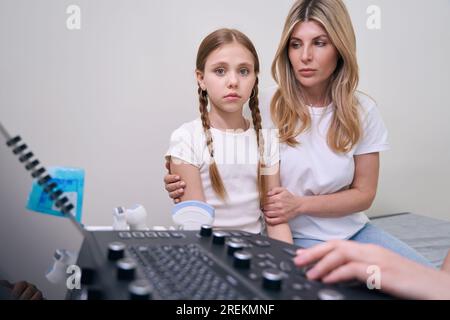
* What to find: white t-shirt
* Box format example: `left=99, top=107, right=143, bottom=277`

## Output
left=165, top=118, right=279, bottom=234
left=260, top=87, right=390, bottom=240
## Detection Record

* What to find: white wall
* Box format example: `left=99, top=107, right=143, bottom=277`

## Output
left=1, top=0, right=449, bottom=298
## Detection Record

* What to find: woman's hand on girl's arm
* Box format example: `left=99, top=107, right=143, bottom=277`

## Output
left=263, top=164, right=293, bottom=244
left=168, top=158, right=204, bottom=202
left=164, top=160, right=186, bottom=203
left=263, top=187, right=303, bottom=225
left=265, top=152, right=380, bottom=220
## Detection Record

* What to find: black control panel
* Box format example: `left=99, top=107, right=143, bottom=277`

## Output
left=67, top=226, right=390, bottom=300
left=0, top=127, right=391, bottom=301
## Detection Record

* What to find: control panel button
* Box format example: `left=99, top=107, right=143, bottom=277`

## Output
left=233, top=250, right=252, bottom=269
left=227, top=240, right=245, bottom=256
left=318, top=289, right=345, bottom=300
left=262, top=269, right=283, bottom=291
left=212, top=231, right=228, bottom=245
left=107, top=242, right=126, bottom=261
left=129, top=279, right=152, bottom=300
left=117, top=258, right=137, bottom=281
left=200, top=225, right=213, bottom=237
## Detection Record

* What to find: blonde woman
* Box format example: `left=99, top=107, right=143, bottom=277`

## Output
left=164, top=0, right=430, bottom=265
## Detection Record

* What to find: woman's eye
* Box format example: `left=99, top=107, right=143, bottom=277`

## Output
left=290, top=41, right=301, bottom=49
left=215, top=68, right=225, bottom=76
left=240, top=68, right=250, bottom=76
left=315, top=41, right=326, bottom=47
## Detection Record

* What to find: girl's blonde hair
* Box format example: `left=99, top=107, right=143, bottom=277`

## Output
left=271, top=0, right=361, bottom=152
left=196, top=28, right=267, bottom=205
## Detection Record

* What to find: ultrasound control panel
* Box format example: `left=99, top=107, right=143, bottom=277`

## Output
left=67, top=226, right=390, bottom=300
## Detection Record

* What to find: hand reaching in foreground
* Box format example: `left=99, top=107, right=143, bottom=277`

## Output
left=293, top=240, right=450, bottom=300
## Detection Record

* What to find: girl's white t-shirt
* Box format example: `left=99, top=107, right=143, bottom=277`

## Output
left=166, top=118, right=279, bottom=234
left=260, top=87, right=390, bottom=241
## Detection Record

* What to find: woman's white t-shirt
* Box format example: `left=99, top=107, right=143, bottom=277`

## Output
left=260, top=87, right=390, bottom=241
left=165, top=118, right=279, bottom=234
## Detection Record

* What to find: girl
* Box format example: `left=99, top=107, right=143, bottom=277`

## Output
left=164, top=2, right=430, bottom=266
left=165, top=28, right=292, bottom=244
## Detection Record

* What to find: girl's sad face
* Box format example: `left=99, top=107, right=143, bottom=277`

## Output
left=197, top=42, right=256, bottom=115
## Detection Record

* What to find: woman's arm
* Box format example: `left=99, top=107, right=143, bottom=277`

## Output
left=168, top=157, right=205, bottom=202
left=264, top=153, right=379, bottom=224
left=299, top=152, right=379, bottom=217
left=264, top=164, right=293, bottom=244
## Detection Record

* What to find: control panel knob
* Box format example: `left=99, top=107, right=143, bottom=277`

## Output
left=227, top=240, right=245, bottom=256
left=317, top=289, right=344, bottom=300
left=199, top=224, right=213, bottom=237
left=233, top=250, right=252, bottom=269
left=107, top=241, right=126, bottom=261
left=129, top=279, right=152, bottom=300
left=116, top=258, right=137, bottom=281
left=262, top=269, right=283, bottom=291
left=212, top=231, right=227, bottom=245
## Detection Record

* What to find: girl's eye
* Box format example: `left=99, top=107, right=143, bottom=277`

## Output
left=215, top=68, right=225, bottom=76
left=240, top=68, right=250, bottom=76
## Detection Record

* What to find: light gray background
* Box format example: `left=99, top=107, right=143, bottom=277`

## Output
left=1, top=0, right=449, bottom=299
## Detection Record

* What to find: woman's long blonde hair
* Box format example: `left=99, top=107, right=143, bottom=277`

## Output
left=197, top=29, right=267, bottom=205
left=271, top=0, right=361, bottom=152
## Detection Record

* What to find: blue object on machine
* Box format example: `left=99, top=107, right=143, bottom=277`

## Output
left=27, top=167, right=84, bottom=223
left=172, top=200, right=215, bottom=230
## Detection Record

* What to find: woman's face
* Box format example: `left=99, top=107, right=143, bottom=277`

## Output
left=288, top=20, right=339, bottom=93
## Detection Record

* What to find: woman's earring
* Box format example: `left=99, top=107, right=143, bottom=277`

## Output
left=202, top=90, right=208, bottom=97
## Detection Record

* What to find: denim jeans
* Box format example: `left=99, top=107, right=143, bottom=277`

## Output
left=293, top=223, right=432, bottom=267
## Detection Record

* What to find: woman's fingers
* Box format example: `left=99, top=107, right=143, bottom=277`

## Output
left=31, top=290, right=44, bottom=300
left=265, top=217, right=284, bottom=226
left=165, top=181, right=185, bottom=193
left=11, top=281, right=27, bottom=298
left=264, top=197, right=278, bottom=206
left=169, top=188, right=184, bottom=199
left=263, top=204, right=277, bottom=212
left=267, top=187, right=284, bottom=196
left=305, top=249, right=350, bottom=280
left=19, top=285, right=36, bottom=300
left=264, top=210, right=281, bottom=218
left=163, top=174, right=180, bottom=185
left=294, top=242, right=336, bottom=266
left=322, top=262, right=369, bottom=284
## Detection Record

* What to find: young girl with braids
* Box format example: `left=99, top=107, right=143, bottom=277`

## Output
left=165, top=29, right=292, bottom=243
